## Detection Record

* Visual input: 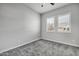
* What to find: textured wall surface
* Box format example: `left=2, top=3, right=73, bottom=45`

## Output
left=0, top=3, right=40, bottom=52
left=0, top=39, right=79, bottom=56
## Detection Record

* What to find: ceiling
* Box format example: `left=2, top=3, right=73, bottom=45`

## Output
left=25, top=3, right=70, bottom=14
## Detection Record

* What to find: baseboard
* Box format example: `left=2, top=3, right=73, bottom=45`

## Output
left=42, top=37, right=79, bottom=48
left=0, top=37, right=79, bottom=54
left=0, top=37, right=40, bottom=54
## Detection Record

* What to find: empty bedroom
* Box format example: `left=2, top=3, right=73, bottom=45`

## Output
left=0, top=3, right=79, bottom=56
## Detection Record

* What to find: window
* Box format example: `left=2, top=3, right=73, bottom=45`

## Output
left=58, top=13, right=71, bottom=32
left=47, top=17, right=55, bottom=32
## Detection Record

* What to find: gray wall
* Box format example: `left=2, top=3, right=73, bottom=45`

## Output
left=0, top=3, right=40, bottom=52
left=41, top=4, right=79, bottom=47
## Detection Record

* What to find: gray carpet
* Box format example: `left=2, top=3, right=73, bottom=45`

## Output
left=0, top=39, right=79, bottom=56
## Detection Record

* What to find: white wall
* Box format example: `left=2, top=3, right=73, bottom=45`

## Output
left=0, top=3, right=40, bottom=52
left=41, top=4, right=79, bottom=47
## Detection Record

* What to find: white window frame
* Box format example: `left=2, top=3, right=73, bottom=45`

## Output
left=46, top=16, right=55, bottom=32
left=57, top=13, right=71, bottom=33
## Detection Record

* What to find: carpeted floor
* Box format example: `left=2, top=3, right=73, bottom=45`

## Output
left=0, top=39, right=79, bottom=56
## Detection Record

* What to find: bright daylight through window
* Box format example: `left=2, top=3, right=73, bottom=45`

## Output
left=58, top=13, right=71, bottom=32
left=47, top=17, right=55, bottom=32
left=47, top=13, right=71, bottom=33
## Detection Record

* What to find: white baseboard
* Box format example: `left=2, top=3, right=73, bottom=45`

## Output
left=42, top=37, right=79, bottom=47
left=0, top=36, right=79, bottom=54
left=0, top=37, right=40, bottom=54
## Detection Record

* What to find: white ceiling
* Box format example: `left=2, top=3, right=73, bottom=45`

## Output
left=25, top=3, right=69, bottom=14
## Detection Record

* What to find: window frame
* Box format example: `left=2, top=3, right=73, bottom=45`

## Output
left=57, top=13, right=71, bottom=33
left=46, top=16, right=55, bottom=32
